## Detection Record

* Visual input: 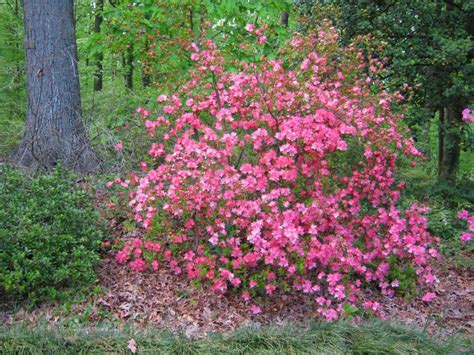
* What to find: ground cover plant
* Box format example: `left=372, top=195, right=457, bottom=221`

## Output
left=0, top=320, right=470, bottom=354
left=110, top=24, right=450, bottom=320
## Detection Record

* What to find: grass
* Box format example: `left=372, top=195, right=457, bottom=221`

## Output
left=0, top=320, right=471, bottom=354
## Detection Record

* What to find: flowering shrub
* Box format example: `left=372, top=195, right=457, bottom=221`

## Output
left=114, top=25, right=440, bottom=319
left=457, top=210, right=474, bottom=242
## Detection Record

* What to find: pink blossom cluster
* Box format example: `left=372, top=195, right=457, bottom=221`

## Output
left=457, top=210, right=474, bottom=242
left=114, top=26, right=439, bottom=319
left=462, top=108, right=474, bottom=124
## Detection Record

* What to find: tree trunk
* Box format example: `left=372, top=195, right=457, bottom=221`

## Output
left=438, top=106, right=461, bottom=183
left=437, top=108, right=445, bottom=177
left=11, top=0, right=99, bottom=173
left=141, top=40, right=151, bottom=87
left=281, top=11, right=289, bottom=27
left=123, top=44, right=134, bottom=90
left=93, top=0, right=104, bottom=92
left=142, top=65, right=151, bottom=87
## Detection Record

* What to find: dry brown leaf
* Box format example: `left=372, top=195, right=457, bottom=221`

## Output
left=127, top=338, right=137, bottom=354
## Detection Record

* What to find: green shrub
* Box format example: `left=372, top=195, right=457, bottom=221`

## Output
left=0, top=166, right=104, bottom=305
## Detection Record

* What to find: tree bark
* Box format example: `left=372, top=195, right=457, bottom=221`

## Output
left=281, top=11, right=289, bottom=27
left=437, top=108, right=445, bottom=178
left=11, top=0, right=99, bottom=173
left=438, top=106, right=461, bottom=183
left=93, top=0, right=104, bottom=91
left=141, top=39, right=151, bottom=87
left=123, top=44, right=134, bottom=90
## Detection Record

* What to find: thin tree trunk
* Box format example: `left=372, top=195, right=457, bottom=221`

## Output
left=437, top=108, right=445, bottom=178
left=123, top=44, right=134, bottom=90
left=438, top=106, right=461, bottom=183
left=141, top=39, right=151, bottom=87
left=93, top=0, right=104, bottom=91
left=281, top=11, right=289, bottom=27
left=13, top=0, right=22, bottom=83
left=11, top=0, right=99, bottom=173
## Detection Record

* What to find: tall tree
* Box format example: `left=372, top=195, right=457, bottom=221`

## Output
left=12, top=0, right=99, bottom=173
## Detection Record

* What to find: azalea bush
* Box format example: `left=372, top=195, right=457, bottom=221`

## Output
left=113, top=24, right=441, bottom=319
left=457, top=210, right=474, bottom=243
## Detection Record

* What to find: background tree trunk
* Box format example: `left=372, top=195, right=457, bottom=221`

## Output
left=281, top=11, right=289, bottom=27
left=11, top=0, right=99, bottom=173
left=438, top=106, right=461, bottom=182
left=437, top=108, right=445, bottom=178
left=93, top=0, right=104, bottom=92
left=123, top=44, right=134, bottom=90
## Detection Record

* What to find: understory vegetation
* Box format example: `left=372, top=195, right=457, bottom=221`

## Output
left=0, top=166, right=104, bottom=305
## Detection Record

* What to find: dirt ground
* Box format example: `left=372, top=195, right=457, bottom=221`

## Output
left=2, top=219, right=473, bottom=340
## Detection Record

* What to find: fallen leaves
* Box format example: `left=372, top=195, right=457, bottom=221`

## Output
left=127, top=338, right=137, bottom=353
left=2, top=223, right=472, bottom=342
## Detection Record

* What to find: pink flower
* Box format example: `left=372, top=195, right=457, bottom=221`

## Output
left=462, top=108, right=474, bottom=123
left=242, top=291, right=250, bottom=302
left=231, top=278, right=242, bottom=287
left=362, top=300, right=381, bottom=312
left=130, top=258, right=147, bottom=272
left=457, top=210, right=469, bottom=220
left=421, top=292, right=436, bottom=302
left=250, top=304, right=261, bottom=315
left=114, top=142, right=123, bottom=152
left=327, top=273, right=342, bottom=287
left=136, top=107, right=150, bottom=117
left=258, top=35, right=267, bottom=44
left=190, top=53, right=199, bottom=61
left=265, top=284, right=276, bottom=295
left=184, top=219, right=195, bottom=229
left=145, top=241, right=161, bottom=252
left=211, top=279, right=227, bottom=294
left=115, top=248, right=129, bottom=264
left=152, top=260, right=159, bottom=271
left=157, top=94, right=167, bottom=102
left=322, top=308, right=338, bottom=321
left=132, top=238, right=143, bottom=248
left=460, top=233, right=472, bottom=242
left=245, top=23, right=255, bottom=32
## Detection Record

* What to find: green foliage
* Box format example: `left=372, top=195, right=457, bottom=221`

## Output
left=0, top=2, right=25, bottom=159
left=387, top=256, right=418, bottom=298
left=398, top=164, right=474, bottom=268
left=0, top=320, right=469, bottom=354
left=0, top=166, right=105, bottom=305
left=298, top=0, right=474, bottom=182
left=301, top=0, right=474, bottom=111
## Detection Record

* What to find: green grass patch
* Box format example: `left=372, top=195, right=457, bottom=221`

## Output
left=0, top=320, right=470, bottom=354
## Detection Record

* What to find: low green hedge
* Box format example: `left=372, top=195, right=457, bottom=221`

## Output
left=0, top=166, right=104, bottom=305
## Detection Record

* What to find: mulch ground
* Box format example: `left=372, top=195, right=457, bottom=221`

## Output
left=2, top=219, right=473, bottom=341
left=94, top=251, right=474, bottom=340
